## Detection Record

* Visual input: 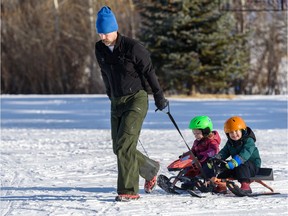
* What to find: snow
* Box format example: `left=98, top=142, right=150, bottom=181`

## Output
left=1, top=94, right=287, bottom=216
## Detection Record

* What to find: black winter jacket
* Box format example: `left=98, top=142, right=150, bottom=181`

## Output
left=95, top=33, right=163, bottom=98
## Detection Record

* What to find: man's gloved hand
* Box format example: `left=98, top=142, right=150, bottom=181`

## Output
left=155, top=98, right=168, bottom=111
left=225, top=155, right=242, bottom=170
left=154, top=91, right=169, bottom=111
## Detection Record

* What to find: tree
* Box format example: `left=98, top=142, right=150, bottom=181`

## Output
left=1, top=0, right=138, bottom=94
left=210, top=0, right=287, bottom=94
left=137, top=0, right=249, bottom=95
left=246, top=11, right=287, bottom=94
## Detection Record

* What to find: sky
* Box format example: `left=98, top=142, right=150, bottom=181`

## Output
left=1, top=94, right=287, bottom=216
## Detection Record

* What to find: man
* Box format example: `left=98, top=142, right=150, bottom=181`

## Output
left=95, top=6, right=168, bottom=202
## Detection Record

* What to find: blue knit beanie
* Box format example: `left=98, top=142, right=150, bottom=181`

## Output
left=96, top=6, right=118, bottom=34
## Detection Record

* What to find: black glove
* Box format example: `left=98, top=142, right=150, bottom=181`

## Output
left=154, top=91, right=168, bottom=111
left=207, top=154, right=222, bottom=169
left=157, top=98, right=168, bottom=111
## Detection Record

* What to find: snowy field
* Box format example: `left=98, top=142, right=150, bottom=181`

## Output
left=1, top=94, right=287, bottom=216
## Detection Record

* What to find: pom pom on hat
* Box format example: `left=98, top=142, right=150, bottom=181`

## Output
left=96, top=6, right=118, bottom=34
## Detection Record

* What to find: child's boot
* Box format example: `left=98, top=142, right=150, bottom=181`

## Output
left=240, top=181, right=252, bottom=194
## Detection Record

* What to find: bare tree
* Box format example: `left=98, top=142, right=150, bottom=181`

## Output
left=247, top=10, right=287, bottom=94
left=1, top=0, right=137, bottom=94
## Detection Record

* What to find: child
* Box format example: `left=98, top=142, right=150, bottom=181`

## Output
left=211, top=116, right=261, bottom=193
left=179, top=116, right=221, bottom=189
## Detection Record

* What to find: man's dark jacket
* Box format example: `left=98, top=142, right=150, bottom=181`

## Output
left=95, top=33, right=163, bottom=98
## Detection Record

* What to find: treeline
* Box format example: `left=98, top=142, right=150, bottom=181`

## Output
left=1, top=0, right=287, bottom=95
left=1, top=0, right=138, bottom=94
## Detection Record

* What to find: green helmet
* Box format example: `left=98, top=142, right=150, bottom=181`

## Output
left=189, top=116, right=213, bottom=132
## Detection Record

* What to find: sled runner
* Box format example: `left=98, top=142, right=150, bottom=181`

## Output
left=157, top=155, right=209, bottom=198
left=157, top=156, right=280, bottom=197
left=157, top=174, right=205, bottom=198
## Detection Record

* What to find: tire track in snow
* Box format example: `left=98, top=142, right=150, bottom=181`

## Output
left=1, top=154, right=24, bottom=216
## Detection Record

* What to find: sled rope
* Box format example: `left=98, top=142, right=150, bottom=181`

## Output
left=253, top=180, right=274, bottom=192
left=138, top=139, right=149, bottom=157
left=159, top=103, right=207, bottom=179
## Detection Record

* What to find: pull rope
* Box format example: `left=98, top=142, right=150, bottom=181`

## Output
left=138, top=139, right=149, bottom=157
left=157, top=103, right=207, bottom=179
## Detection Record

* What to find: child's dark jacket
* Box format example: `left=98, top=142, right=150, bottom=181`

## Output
left=218, top=127, right=261, bottom=168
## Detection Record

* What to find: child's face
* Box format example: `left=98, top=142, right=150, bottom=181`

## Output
left=228, top=130, right=242, bottom=141
left=192, top=129, right=204, bottom=141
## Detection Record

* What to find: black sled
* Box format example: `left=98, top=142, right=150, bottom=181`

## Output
left=196, top=158, right=280, bottom=197
left=157, top=157, right=280, bottom=197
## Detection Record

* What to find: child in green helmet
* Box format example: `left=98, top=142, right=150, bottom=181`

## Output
left=179, top=116, right=221, bottom=189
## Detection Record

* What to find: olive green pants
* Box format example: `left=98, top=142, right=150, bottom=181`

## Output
left=111, top=90, right=159, bottom=195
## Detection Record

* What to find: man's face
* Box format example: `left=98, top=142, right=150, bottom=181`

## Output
left=98, top=31, right=117, bottom=46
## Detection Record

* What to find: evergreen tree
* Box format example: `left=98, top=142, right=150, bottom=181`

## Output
left=137, top=0, right=249, bottom=94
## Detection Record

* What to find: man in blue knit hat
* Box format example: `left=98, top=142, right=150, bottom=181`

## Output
left=95, top=6, right=168, bottom=202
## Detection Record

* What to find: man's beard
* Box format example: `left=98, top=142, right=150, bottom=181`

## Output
left=102, top=40, right=113, bottom=46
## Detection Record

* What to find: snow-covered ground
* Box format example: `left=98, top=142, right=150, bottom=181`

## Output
left=1, top=94, right=287, bottom=216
